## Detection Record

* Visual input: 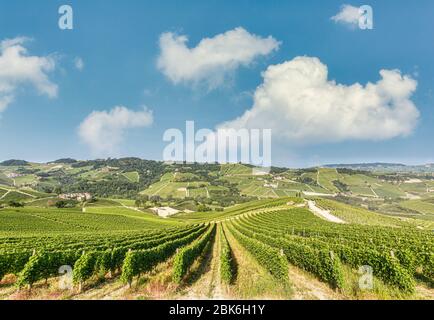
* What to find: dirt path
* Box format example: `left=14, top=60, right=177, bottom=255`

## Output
left=223, top=223, right=292, bottom=299
left=118, top=202, right=143, bottom=213
left=14, top=189, right=37, bottom=198
left=303, top=191, right=336, bottom=197
left=288, top=265, right=342, bottom=300
left=370, top=187, right=379, bottom=198
left=72, top=277, right=128, bottom=300
left=179, top=226, right=226, bottom=299
left=210, top=226, right=225, bottom=299
left=0, top=187, right=37, bottom=199
left=316, top=170, right=329, bottom=191
left=415, top=284, right=434, bottom=300
left=150, top=182, right=169, bottom=196
left=307, top=200, right=346, bottom=223
left=0, top=190, right=11, bottom=200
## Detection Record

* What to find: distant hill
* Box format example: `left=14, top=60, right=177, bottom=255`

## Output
left=325, top=162, right=406, bottom=168
left=50, top=158, right=77, bottom=164
left=324, top=162, right=434, bottom=173
left=1, top=158, right=434, bottom=204
left=0, top=159, right=29, bottom=166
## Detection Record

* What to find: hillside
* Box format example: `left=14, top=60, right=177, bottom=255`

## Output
left=2, top=159, right=434, bottom=222
left=0, top=197, right=432, bottom=300
left=0, top=159, right=433, bottom=300
left=325, top=162, right=434, bottom=173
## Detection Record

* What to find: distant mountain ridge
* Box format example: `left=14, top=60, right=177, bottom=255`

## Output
left=0, top=160, right=29, bottom=166
left=2, top=158, right=434, bottom=173
left=324, top=162, right=434, bottom=173
left=2, top=158, right=434, bottom=207
left=325, top=162, right=406, bottom=168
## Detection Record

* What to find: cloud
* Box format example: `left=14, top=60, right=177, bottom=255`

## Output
left=218, top=56, right=419, bottom=145
left=0, top=37, right=57, bottom=113
left=74, top=57, right=84, bottom=71
left=78, top=106, right=153, bottom=155
left=331, top=4, right=362, bottom=27
left=157, top=27, right=280, bottom=89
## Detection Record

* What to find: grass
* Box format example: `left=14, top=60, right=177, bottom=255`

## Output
left=122, top=171, right=140, bottom=183
left=338, top=265, right=413, bottom=300
left=0, top=173, right=13, bottom=186
left=315, top=199, right=411, bottom=227
left=85, top=199, right=124, bottom=207
left=0, top=196, right=432, bottom=300
left=109, top=198, right=136, bottom=206
left=172, top=198, right=294, bottom=223
left=0, top=206, right=179, bottom=236
left=1, top=161, right=434, bottom=300
left=372, top=184, right=405, bottom=199
left=223, top=223, right=292, bottom=299
left=399, top=182, right=429, bottom=194
left=399, top=199, right=434, bottom=216
left=83, top=206, right=180, bottom=226
left=0, top=191, right=34, bottom=202
left=13, top=174, right=38, bottom=187
left=173, top=172, right=200, bottom=182
left=141, top=179, right=210, bottom=199
left=24, top=197, right=59, bottom=207
left=220, top=163, right=252, bottom=175
left=317, top=168, right=340, bottom=192
left=0, top=188, right=7, bottom=197
left=222, top=175, right=305, bottom=199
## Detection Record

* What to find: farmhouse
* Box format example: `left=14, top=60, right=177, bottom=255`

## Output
left=100, top=166, right=118, bottom=173
left=263, top=183, right=278, bottom=189
left=59, top=192, right=92, bottom=201
left=5, top=173, right=23, bottom=178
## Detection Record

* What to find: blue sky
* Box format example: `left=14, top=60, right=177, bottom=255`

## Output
left=0, top=0, right=433, bottom=167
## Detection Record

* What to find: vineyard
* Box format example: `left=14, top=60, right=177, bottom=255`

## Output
left=0, top=197, right=433, bottom=300
left=225, top=208, right=433, bottom=294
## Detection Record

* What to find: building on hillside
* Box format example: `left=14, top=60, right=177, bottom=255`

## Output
left=100, top=166, right=118, bottom=173
left=263, top=183, right=278, bottom=189
left=59, top=192, right=92, bottom=201
left=5, top=173, right=23, bottom=178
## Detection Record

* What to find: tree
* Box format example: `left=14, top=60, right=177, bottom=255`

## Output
left=150, top=195, right=161, bottom=204
left=197, top=204, right=211, bottom=212
left=8, top=201, right=24, bottom=207
left=54, top=186, right=62, bottom=195
left=134, top=199, right=142, bottom=208
left=55, top=200, right=68, bottom=208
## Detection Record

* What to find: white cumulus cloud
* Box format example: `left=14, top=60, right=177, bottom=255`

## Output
left=218, top=56, right=419, bottom=145
left=157, top=27, right=280, bottom=89
left=331, top=4, right=362, bottom=27
left=74, top=57, right=84, bottom=71
left=78, top=106, right=154, bottom=155
left=0, top=37, right=57, bottom=113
